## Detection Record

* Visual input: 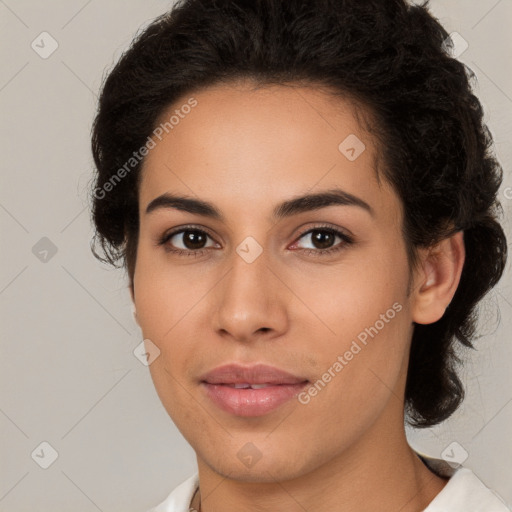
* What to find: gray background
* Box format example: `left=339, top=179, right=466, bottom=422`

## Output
left=1, top=0, right=511, bottom=510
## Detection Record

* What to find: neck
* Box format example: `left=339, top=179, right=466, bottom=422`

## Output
left=192, top=412, right=448, bottom=512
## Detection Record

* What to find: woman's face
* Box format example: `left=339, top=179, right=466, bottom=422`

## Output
left=133, top=82, right=417, bottom=481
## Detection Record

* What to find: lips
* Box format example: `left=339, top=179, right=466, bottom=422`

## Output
left=200, top=363, right=309, bottom=417
left=199, top=363, right=308, bottom=386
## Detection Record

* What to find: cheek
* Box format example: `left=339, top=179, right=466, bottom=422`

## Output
left=291, top=249, right=411, bottom=409
left=304, top=286, right=409, bottom=395
left=133, top=246, right=202, bottom=339
left=136, top=273, right=200, bottom=426
left=294, top=304, right=410, bottom=448
left=133, top=253, right=185, bottom=370
left=289, top=244, right=408, bottom=347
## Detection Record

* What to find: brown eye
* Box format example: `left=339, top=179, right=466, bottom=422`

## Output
left=158, top=226, right=218, bottom=256
left=292, top=225, right=354, bottom=257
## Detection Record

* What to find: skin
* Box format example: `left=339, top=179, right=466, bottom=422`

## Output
left=131, top=81, right=465, bottom=512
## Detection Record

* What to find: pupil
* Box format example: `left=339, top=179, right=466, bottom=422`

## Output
left=313, top=230, right=333, bottom=249
left=185, top=231, right=206, bottom=249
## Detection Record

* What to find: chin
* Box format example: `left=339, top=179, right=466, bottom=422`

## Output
left=200, top=444, right=316, bottom=483
left=211, top=463, right=305, bottom=483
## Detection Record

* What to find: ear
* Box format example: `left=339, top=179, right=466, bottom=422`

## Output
left=411, top=231, right=465, bottom=325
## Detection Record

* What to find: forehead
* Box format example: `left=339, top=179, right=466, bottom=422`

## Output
left=139, top=82, right=399, bottom=224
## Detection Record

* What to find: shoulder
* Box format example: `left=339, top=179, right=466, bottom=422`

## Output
left=418, top=453, right=511, bottom=512
left=145, top=473, right=199, bottom=512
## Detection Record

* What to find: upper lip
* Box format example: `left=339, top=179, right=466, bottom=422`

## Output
left=200, top=363, right=309, bottom=385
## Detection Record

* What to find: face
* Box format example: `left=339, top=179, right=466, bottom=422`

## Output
left=133, top=81, right=416, bottom=482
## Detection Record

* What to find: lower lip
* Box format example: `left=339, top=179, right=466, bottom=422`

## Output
left=201, top=382, right=308, bottom=417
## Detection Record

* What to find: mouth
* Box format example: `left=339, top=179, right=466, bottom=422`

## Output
left=216, top=382, right=290, bottom=389
left=199, top=363, right=309, bottom=417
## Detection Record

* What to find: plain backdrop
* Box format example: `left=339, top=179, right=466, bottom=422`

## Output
left=1, top=1, right=511, bottom=510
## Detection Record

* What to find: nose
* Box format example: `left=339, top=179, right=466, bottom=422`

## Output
left=211, top=249, right=289, bottom=344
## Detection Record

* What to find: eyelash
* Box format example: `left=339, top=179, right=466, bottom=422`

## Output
left=157, top=223, right=354, bottom=258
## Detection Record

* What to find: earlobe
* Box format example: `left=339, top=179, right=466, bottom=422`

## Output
left=412, top=231, right=465, bottom=325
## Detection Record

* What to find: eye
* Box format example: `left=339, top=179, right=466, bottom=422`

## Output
left=158, top=225, right=218, bottom=257
left=157, top=223, right=354, bottom=258
left=291, top=224, right=354, bottom=257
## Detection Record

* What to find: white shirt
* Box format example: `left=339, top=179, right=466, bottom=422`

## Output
left=146, top=453, right=511, bottom=512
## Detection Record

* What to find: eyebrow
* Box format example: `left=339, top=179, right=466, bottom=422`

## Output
left=145, top=188, right=374, bottom=220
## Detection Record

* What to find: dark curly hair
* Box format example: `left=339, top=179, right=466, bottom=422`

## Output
left=90, top=0, right=507, bottom=427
